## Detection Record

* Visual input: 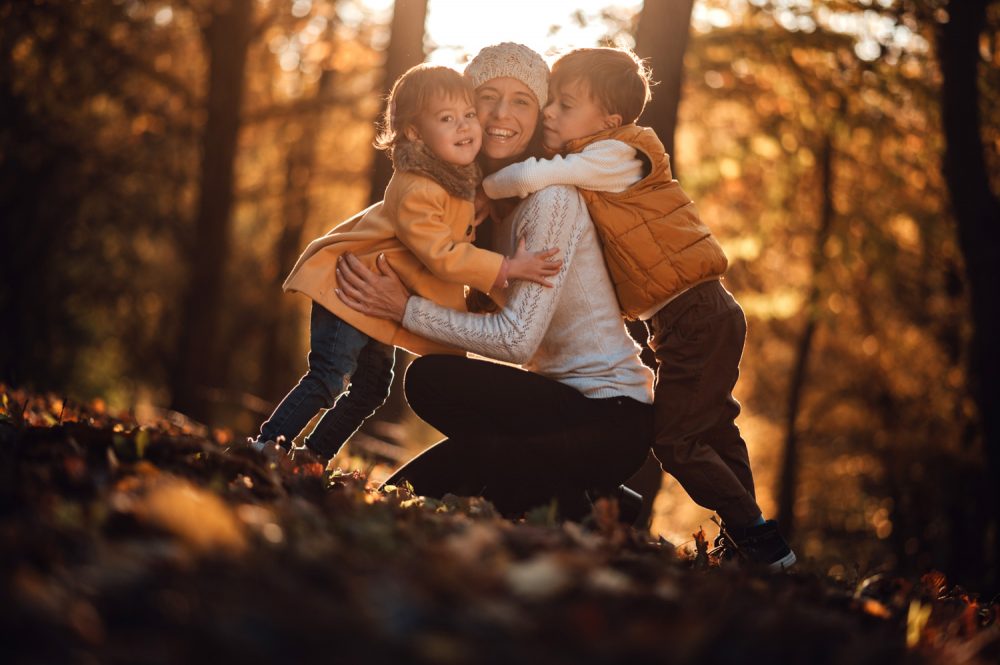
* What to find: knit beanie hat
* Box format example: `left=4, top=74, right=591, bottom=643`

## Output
left=464, top=43, right=549, bottom=108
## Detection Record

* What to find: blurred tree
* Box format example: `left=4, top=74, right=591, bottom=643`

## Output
left=625, top=0, right=697, bottom=528
left=0, top=4, right=89, bottom=389
left=361, top=0, right=428, bottom=433
left=258, top=27, right=341, bottom=405
left=777, top=125, right=838, bottom=537
left=672, top=0, right=997, bottom=588
left=772, top=49, right=852, bottom=537
left=367, top=0, right=428, bottom=205
left=168, top=0, right=380, bottom=426
left=0, top=1, right=200, bottom=399
left=211, top=1, right=383, bottom=429
left=0, top=0, right=381, bottom=427
left=169, top=0, right=255, bottom=423
left=935, top=0, right=1000, bottom=590
left=635, top=0, right=695, bottom=163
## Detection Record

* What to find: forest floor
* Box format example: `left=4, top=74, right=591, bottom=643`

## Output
left=1, top=386, right=997, bottom=665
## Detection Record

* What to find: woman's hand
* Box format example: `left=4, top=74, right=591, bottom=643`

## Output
left=335, top=253, right=411, bottom=323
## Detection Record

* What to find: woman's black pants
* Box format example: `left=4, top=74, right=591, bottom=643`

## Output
left=384, top=355, right=652, bottom=519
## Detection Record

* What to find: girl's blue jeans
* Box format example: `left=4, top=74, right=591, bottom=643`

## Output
left=257, top=303, right=394, bottom=459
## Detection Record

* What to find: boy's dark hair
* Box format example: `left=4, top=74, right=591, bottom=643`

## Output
left=549, top=47, right=653, bottom=124
left=374, top=64, right=475, bottom=151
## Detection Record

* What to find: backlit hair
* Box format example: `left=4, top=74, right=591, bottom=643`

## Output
left=374, top=64, right=476, bottom=151
left=549, top=47, right=653, bottom=124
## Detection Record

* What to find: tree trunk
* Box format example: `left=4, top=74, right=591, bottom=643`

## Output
left=368, top=0, right=428, bottom=206
left=360, top=0, right=428, bottom=434
left=634, top=0, right=695, bottom=165
left=625, top=0, right=697, bottom=526
left=169, top=0, right=253, bottom=423
left=937, top=0, right=1000, bottom=591
left=777, top=132, right=836, bottom=536
left=259, top=67, right=337, bottom=404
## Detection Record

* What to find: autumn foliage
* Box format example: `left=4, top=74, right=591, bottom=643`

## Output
left=1, top=385, right=996, bottom=663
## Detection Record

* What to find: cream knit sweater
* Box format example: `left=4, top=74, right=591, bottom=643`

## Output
left=402, top=185, right=653, bottom=404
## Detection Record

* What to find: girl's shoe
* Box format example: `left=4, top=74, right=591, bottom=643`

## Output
left=244, top=437, right=289, bottom=460
left=247, top=438, right=271, bottom=453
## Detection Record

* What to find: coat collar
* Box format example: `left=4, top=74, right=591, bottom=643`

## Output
left=391, top=141, right=481, bottom=201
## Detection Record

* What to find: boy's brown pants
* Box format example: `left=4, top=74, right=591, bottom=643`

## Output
left=647, top=279, right=763, bottom=527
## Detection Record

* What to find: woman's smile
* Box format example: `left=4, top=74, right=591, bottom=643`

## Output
left=483, top=126, right=519, bottom=146
left=474, top=76, right=540, bottom=169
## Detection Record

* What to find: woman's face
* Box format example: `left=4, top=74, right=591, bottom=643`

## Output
left=474, top=77, right=541, bottom=169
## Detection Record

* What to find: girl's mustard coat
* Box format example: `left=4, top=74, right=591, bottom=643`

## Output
left=283, top=170, right=503, bottom=356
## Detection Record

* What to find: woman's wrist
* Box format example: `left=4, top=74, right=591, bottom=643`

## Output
left=401, top=294, right=420, bottom=327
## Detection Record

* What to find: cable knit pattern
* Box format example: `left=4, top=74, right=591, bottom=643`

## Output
left=403, top=185, right=653, bottom=403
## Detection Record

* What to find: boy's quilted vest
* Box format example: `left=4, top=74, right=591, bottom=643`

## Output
left=567, top=124, right=728, bottom=320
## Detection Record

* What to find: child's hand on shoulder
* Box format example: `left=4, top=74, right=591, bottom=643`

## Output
left=506, top=236, right=563, bottom=288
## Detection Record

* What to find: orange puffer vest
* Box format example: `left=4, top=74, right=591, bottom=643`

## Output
left=567, top=124, right=728, bottom=320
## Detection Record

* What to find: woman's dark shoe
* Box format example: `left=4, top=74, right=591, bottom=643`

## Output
left=615, top=485, right=643, bottom=526
left=585, top=485, right=644, bottom=526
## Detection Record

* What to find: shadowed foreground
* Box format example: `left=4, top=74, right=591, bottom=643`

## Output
left=0, top=387, right=995, bottom=664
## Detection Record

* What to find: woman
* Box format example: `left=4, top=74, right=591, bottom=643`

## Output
left=338, top=43, right=653, bottom=518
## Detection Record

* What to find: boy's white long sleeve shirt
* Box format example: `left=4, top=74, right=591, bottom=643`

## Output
left=482, top=140, right=644, bottom=200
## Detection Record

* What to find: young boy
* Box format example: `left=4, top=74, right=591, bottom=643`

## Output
left=483, top=47, right=795, bottom=569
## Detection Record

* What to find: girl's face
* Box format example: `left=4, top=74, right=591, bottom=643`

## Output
left=474, top=77, right=540, bottom=170
left=407, top=92, right=482, bottom=166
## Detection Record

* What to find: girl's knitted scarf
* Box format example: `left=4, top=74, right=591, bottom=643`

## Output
left=391, top=141, right=481, bottom=201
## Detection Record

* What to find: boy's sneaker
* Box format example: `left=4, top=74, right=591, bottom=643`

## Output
left=715, top=519, right=796, bottom=570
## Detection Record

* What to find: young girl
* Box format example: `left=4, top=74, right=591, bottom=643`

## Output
left=251, top=64, right=561, bottom=460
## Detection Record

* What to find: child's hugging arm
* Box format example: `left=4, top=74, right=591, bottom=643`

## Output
left=393, top=180, right=560, bottom=293
left=482, top=140, right=644, bottom=200
left=402, top=186, right=586, bottom=364
left=393, top=181, right=503, bottom=295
